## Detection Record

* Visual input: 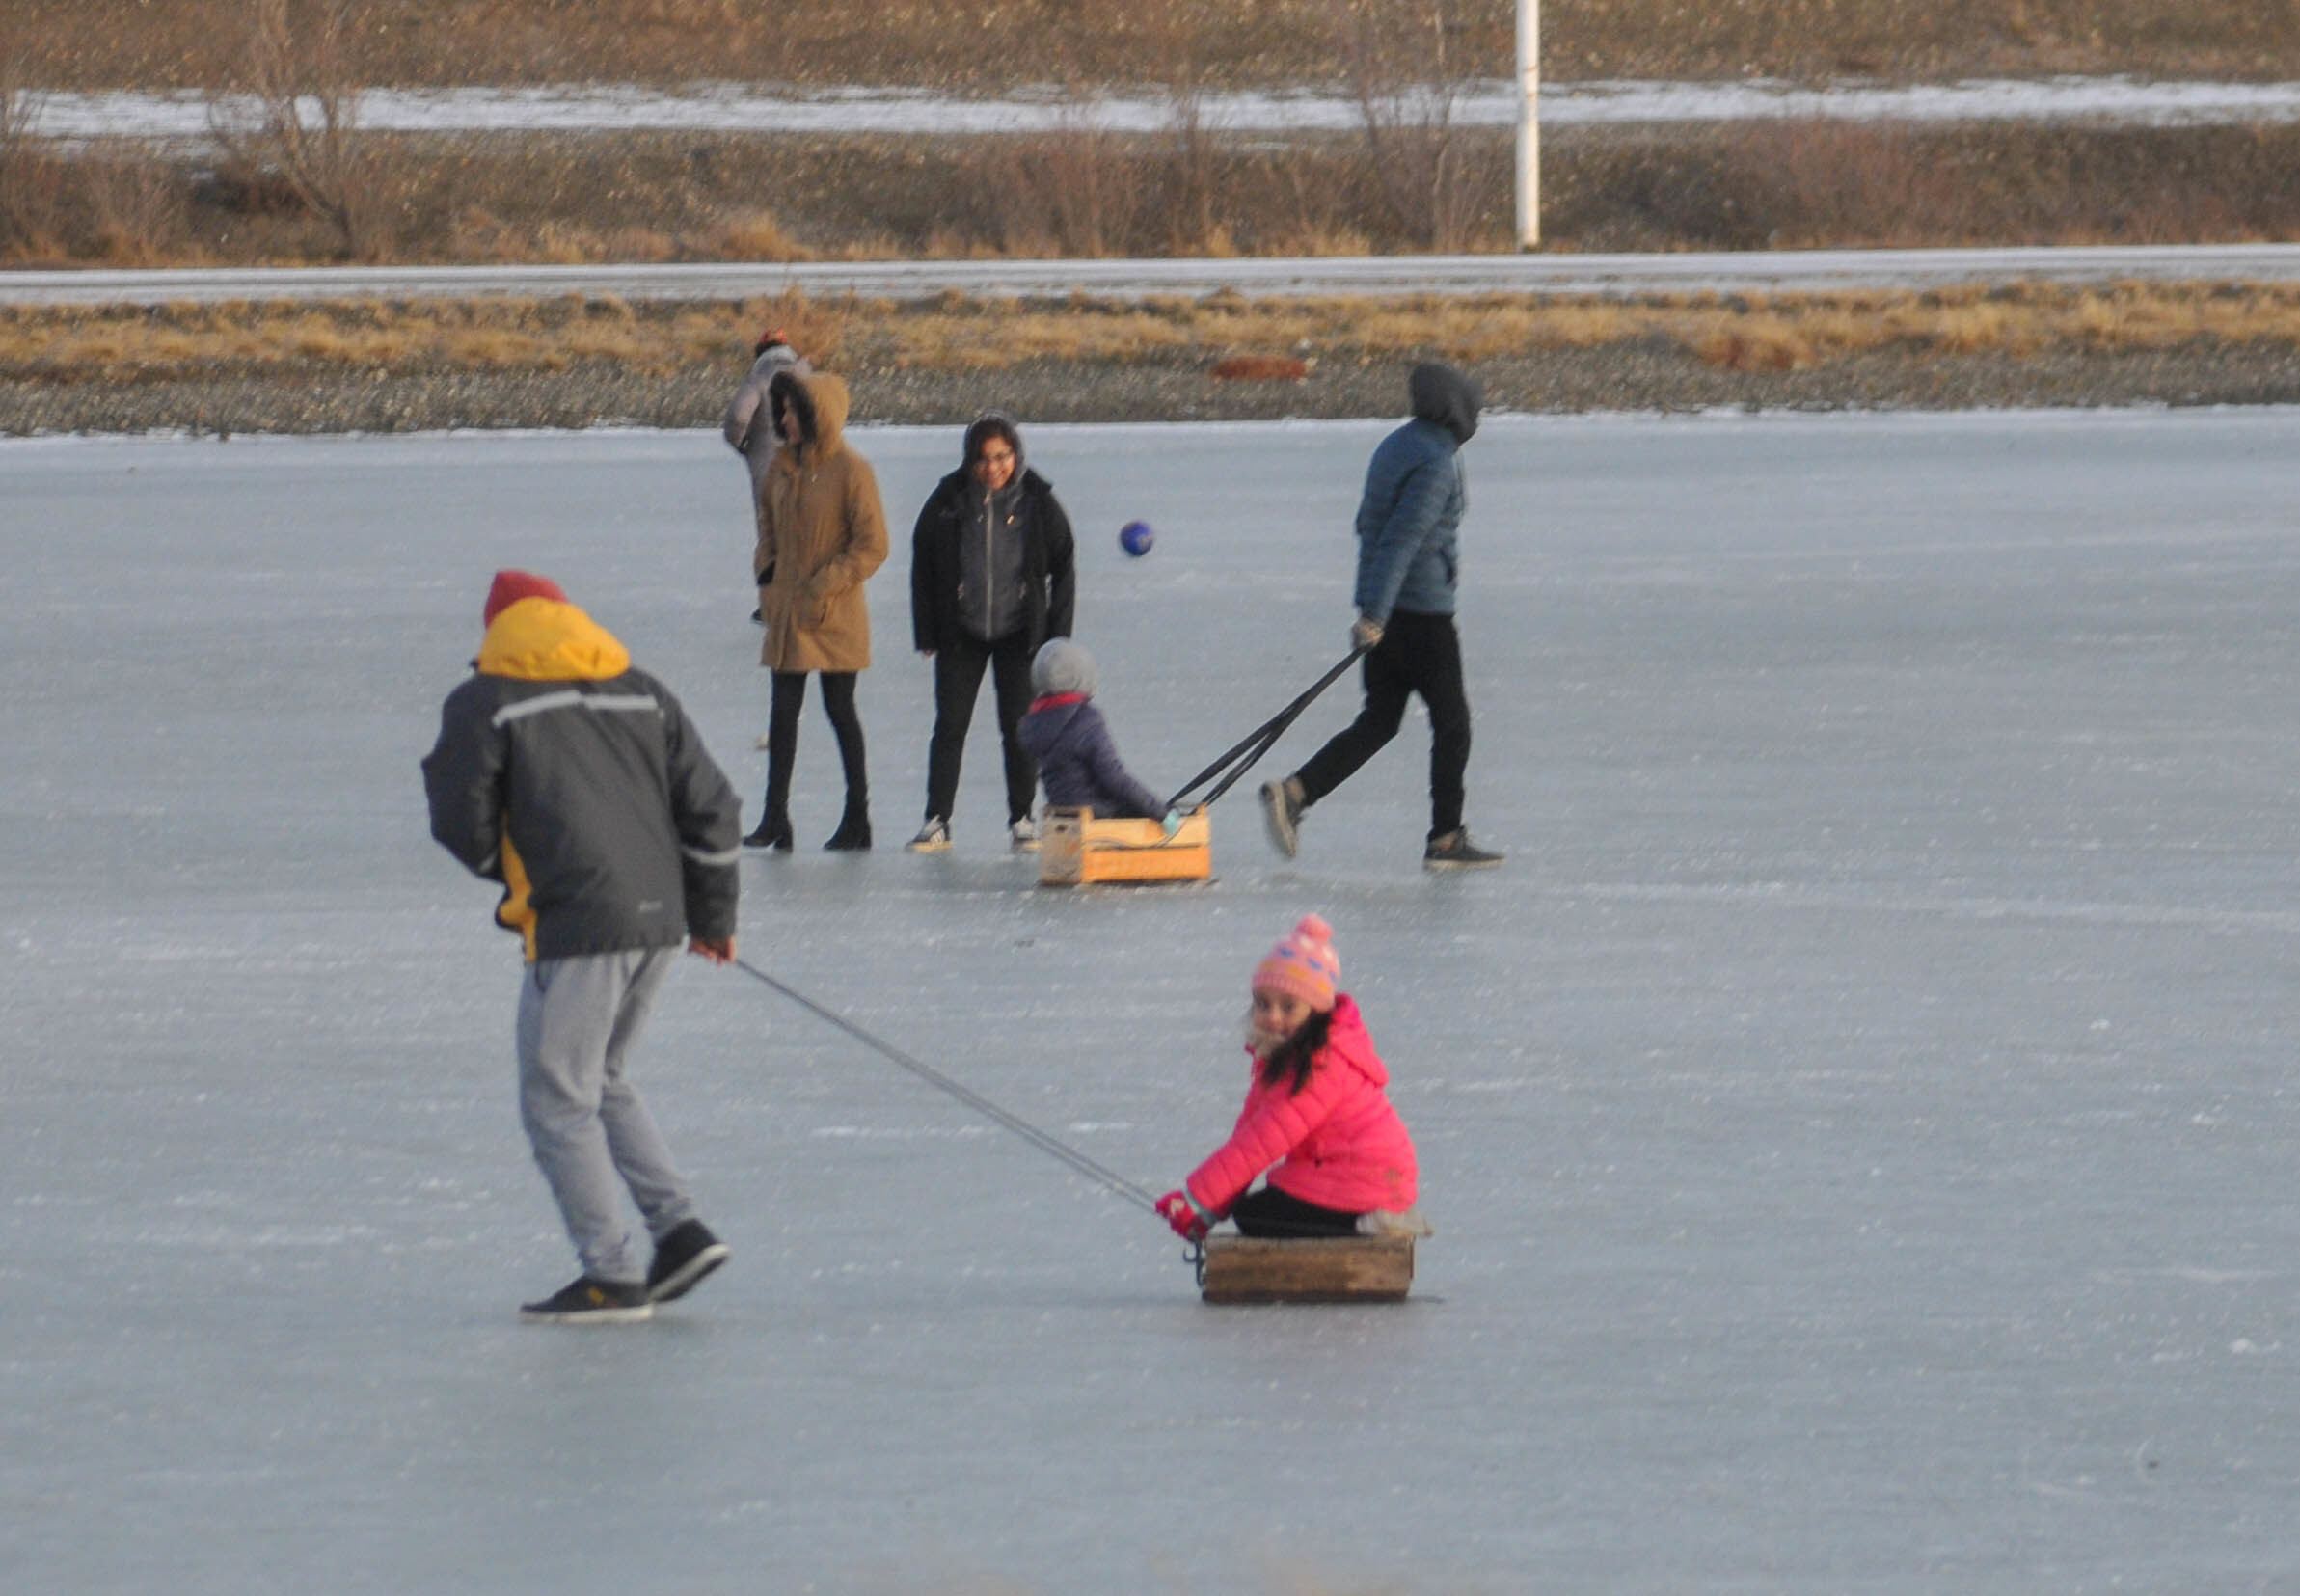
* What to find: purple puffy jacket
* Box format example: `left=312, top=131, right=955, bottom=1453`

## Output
left=1016, top=694, right=1165, bottom=820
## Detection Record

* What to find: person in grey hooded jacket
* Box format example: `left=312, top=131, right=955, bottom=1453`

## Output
left=1260, top=362, right=1503, bottom=870
left=724, top=331, right=809, bottom=619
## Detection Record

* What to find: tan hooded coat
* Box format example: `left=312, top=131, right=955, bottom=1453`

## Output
left=753, top=371, right=888, bottom=673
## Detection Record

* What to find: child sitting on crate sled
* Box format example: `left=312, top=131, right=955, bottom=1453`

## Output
left=1157, top=915, right=1431, bottom=1241
left=1016, top=638, right=1177, bottom=827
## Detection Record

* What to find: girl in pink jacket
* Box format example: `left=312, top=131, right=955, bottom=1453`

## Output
left=1156, top=915, right=1426, bottom=1241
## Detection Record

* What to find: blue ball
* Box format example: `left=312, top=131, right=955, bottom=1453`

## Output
left=1119, top=520, right=1155, bottom=557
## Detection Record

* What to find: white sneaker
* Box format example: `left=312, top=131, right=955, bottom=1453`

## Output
left=1009, top=816, right=1041, bottom=853
left=906, top=818, right=951, bottom=853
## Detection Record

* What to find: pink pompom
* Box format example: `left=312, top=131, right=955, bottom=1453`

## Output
left=1295, top=913, right=1333, bottom=944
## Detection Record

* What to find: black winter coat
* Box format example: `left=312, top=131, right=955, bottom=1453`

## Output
left=910, top=466, right=1077, bottom=654
left=422, top=604, right=742, bottom=962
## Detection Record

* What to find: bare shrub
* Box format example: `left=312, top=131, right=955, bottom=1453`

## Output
left=0, top=46, right=58, bottom=257
left=1339, top=0, right=1479, bottom=251
left=79, top=139, right=188, bottom=263
left=962, top=107, right=1146, bottom=257
left=208, top=0, right=371, bottom=257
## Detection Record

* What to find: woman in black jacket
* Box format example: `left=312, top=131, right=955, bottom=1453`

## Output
left=906, top=413, right=1078, bottom=852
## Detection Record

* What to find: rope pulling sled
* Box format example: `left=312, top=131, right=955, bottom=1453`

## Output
left=731, top=953, right=1415, bottom=1299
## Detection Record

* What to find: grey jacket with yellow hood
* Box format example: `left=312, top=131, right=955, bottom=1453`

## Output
left=422, top=595, right=742, bottom=961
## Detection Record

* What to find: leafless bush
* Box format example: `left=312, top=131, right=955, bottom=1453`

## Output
left=0, top=47, right=54, bottom=256
left=208, top=0, right=370, bottom=257
left=965, top=102, right=1147, bottom=257
left=79, top=139, right=188, bottom=263
left=1340, top=0, right=1480, bottom=251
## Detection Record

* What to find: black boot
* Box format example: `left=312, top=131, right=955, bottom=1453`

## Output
left=823, top=802, right=871, bottom=852
left=743, top=810, right=793, bottom=851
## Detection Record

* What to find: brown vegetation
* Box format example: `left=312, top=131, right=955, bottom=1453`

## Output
left=10, top=282, right=2300, bottom=390
left=3, top=120, right=2300, bottom=270
left=5, top=0, right=2297, bottom=90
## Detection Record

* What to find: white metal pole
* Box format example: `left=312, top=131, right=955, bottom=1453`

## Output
left=1516, top=0, right=1540, bottom=248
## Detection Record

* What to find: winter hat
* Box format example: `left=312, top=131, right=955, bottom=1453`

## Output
left=1031, top=636, right=1096, bottom=698
left=1252, top=914, right=1340, bottom=1013
left=483, top=569, right=567, bottom=626
left=754, top=326, right=792, bottom=354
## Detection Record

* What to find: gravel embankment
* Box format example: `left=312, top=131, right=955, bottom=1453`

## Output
left=9, top=342, right=2300, bottom=436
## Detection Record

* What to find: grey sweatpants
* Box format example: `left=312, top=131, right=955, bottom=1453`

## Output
left=516, top=947, right=697, bottom=1285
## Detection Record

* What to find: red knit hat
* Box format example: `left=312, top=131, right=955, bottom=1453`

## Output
left=1252, top=914, right=1340, bottom=1013
left=754, top=326, right=791, bottom=354
left=483, top=569, right=567, bottom=626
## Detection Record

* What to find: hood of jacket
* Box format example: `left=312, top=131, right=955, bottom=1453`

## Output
left=1274, top=994, right=1387, bottom=1090
left=475, top=598, right=632, bottom=682
left=1409, top=361, right=1482, bottom=445
left=962, top=409, right=1025, bottom=475
left=772, top=368, right=852, bottom=455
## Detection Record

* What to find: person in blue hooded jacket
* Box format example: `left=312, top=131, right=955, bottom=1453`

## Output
left=1260, top=362, right=1503, bottom=870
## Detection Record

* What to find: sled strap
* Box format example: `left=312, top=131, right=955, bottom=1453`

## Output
left=732, top=958, right=1162, bottom=1214
left=1164, top=644, right=1366, bottom=814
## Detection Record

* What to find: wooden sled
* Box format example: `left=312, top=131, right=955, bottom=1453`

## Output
left=1038, top=804, right=1211, bottom=887
left=1199, top=1234, right=1415, bottom=1304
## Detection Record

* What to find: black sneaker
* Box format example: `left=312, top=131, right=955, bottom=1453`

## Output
left=646, top=1219, right=731, bottom=1304
left=1259, top=778, right=1304, bottom=858
left=519, top=1275, right=653, bottom=1325
left=1423, top=828, right=1504, bottom=870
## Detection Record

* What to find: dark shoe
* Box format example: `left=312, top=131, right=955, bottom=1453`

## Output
left=1423, top=828, right=1504, bottom=870
left=1259, top=777, right=1304, bottom=858
left=646, top=1219, right=731, bottom=1304
left=742, top=814, right=793, bottom=851
left=823, top=814, right=872, bottom=851
left=519, top=1275, right=653, bottom=1325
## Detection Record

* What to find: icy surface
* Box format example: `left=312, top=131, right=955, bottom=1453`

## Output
left=3, top=412, right=2298, bottom=1592
left=25, top=75, right=2300, bottom=142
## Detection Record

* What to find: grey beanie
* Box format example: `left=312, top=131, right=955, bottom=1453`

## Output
left=1031, top=637, right=1096, bottom=698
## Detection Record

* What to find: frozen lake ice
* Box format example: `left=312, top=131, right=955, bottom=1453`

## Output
left=4, top=410, right=2298, bottom=1592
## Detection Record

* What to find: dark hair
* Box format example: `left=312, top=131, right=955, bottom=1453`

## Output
left=1256, top=1008, right=1333, bottom=1096
left=769, top=370, right=817, bottom=444
left=962, top=414, right=1020, bottom=469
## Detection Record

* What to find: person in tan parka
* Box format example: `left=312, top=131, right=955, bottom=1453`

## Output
left=747, top=368, right=888, bottom=851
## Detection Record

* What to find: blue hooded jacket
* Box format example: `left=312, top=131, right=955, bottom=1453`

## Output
left=1352, top=363, right=1483, bottom=623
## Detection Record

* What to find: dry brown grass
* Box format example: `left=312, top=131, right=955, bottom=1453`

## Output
left=9, top=283, right=2300, bottom=388
left=6, top=0, right=2297, bottom=90
left=7, top=119, right=2300, bottom=271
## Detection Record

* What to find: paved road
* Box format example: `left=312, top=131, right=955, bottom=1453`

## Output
left=26, top=76, right=2300, bottom=140
left=7, top=244, right=2300, bottom=306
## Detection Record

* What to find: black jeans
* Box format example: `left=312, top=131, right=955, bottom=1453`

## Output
left=1231, top=1184, right=1361, bottom=1238
left=764, top=670, right=867, bottom=823
left=925, top=631, right=1038, bottom=825
left=1292, top=609, right=1472, bottom=839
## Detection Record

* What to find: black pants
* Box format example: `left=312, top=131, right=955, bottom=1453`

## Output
left=764, top=670, right=867, bottom=823
left=1231, top=1184, right=1361, bottom=1238
left=925, top=631, right=1038, bottom=825
left=1293, top=609, right=1471, bottom=839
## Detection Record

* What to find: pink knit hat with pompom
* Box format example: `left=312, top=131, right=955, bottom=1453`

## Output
left=1252, top=914, right=1340, bottom=1013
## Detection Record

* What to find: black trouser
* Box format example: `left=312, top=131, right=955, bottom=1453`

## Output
left=1231, top=1184, right=1361, bottom=1238
left=924, top=631, right=1038, bottom=825
left=764, top=670, right=867, bottom=823
left=1292, top=609, right=1471, bottom=840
